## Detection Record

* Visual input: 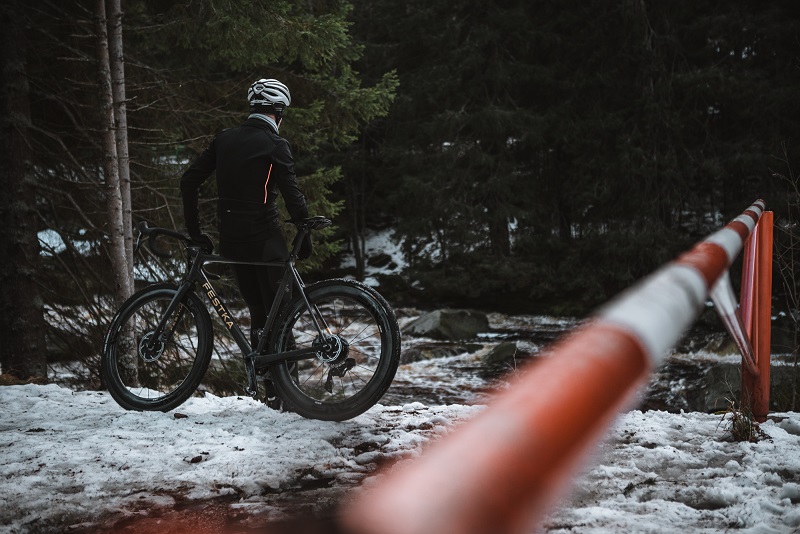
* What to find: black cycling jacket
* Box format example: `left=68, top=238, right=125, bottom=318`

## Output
left=180, top=117, right=308, bottom=243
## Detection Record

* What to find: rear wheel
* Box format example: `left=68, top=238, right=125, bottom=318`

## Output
left=102, top=283, right=213, bottom=411
left=269, top=279, right=400, bottom=421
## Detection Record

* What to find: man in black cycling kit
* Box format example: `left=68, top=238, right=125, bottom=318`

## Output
left=180, top=78, right=311, bottom=410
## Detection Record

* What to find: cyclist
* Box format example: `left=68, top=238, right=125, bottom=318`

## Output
left=180, top=78, right=311, bottom=410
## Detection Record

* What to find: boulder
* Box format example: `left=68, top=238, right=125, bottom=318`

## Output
left=402, top=309, right=489, bottom=341
left=482, top=342, right=518, bottom=366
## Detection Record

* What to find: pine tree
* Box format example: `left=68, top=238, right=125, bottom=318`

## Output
left=349, top=0, right=800, bottom=312
left=119, top=0, right=398, bottom=269
left=0, top=0, right=48, bottom=380
left=0, top=0, right=397, bottom=386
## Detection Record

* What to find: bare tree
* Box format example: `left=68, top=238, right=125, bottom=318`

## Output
left=107, top=0, right=134, bottom=292
left=96, top=0, right=133, bottom=304
left=772, top=144, right=799, bottom=411
left=96, top=0, right=137, bottom=386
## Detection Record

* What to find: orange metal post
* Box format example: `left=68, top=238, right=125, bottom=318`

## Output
left=740, top=227, right=757, bottom=330
left=741, top=211, right=773, bottom=422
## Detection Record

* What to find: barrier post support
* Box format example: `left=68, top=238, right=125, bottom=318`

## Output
left=740, top=211, right=773, bottom=422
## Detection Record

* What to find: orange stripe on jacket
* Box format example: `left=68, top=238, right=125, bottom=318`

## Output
left=264, top=164, right=273, bottom=204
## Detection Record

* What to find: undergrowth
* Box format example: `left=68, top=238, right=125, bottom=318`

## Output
left=716, top=397, right=771, bottom=443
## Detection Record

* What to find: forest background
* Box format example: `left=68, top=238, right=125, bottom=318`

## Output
left=1, top=0, right=798, bottom=387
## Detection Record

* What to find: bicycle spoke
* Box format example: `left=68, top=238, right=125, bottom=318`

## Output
left=103, top=285, right=212, bottom=411
left=268, top=280, right=399, bottom=420
left=289, top=298, right=378, bottom=397
left=343, top=323, right=375, bottom=346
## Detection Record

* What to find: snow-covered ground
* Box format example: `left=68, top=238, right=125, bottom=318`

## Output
left=2, top=378, right=799, bottom=533
left=0, top=383, right=480, bottom=533
left=545, top=410, right=800, bottom=533
left=4, top=230, right=798, bottom=532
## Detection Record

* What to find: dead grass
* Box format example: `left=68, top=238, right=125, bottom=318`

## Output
left=0, top=373, right=48, bottom=386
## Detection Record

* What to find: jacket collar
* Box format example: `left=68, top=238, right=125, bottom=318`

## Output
left=246, top=113, right=279, bottom=133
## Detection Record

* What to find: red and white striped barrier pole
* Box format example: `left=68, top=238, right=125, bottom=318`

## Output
left=739, top=210, right=773, bottom=422
left=340, top=200, right=768, bottom=534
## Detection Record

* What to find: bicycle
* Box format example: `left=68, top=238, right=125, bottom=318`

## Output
left=101, top=216, right=401, bottom=421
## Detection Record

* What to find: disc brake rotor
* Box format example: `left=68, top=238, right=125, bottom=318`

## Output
left=139, top=331, right=165, bottom=362
left=314, top=334, right=349, bottom=364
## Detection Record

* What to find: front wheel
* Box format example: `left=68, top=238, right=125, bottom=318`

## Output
left=101, top=283, right=213, bottom=411
left=269, top=279, right=401, bottom=421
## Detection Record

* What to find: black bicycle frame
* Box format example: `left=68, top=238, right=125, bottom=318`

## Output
left=155, top=247, right=331, bottom=396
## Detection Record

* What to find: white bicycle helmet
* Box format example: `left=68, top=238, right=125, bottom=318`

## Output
left=247, top=78, right=291, bottom=108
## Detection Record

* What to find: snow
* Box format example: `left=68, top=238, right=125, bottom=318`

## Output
left=337, top=228, right=405, bottom=287
left=545, top=410, right=800, bottom=533
left=2, top=382, right=799, bottom=533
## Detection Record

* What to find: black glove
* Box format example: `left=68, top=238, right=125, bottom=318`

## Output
left=297, top=234, right=312, bottom=260
left=189, top=232, right=214, bottom=254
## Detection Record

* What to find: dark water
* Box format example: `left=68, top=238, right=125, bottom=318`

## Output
left=387, top=315, right=798, bottom=413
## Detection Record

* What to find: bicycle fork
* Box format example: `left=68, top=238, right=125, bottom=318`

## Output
left=139, top=282, right=195, bottom=361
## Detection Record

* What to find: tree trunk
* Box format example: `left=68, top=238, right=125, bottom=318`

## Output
left=97, top=0, right=136, bottom=384
left=488, top=216, right=511, bottom=257
left=485, top=194, right=511, bottom=257
left=0, top=1, right=48, bottom=380
left=348, top=176, right=367, bottom=281
left=106, top=0, right=134, bottom=296
left=96, top=0, right=131, bottom=305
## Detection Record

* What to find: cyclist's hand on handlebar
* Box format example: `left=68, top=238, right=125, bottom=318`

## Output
left=189, top=232, right=215, bottom=254
left=298, top=234, right=312, bottom=260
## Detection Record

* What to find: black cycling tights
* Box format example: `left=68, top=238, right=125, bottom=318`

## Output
left=220, top=229, right=289, bottom=346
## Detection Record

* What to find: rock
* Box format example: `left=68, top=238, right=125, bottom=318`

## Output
left=402, top=309, right=489, bottom=341
left=367, top=252, right=393, bottom=268
left=401, top=342, right=482, bottom=364
left=482, top=342, right=518, bottom=366
left=644, top=355, right=800, bottom=413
